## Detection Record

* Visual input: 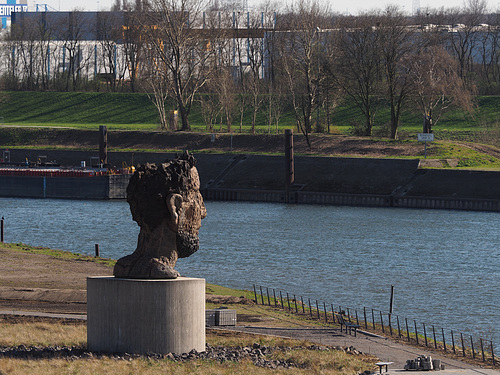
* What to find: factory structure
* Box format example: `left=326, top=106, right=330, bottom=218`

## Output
left=0, top=2, right=275, bottom=89
left=0, top=0, right=29, bottom=29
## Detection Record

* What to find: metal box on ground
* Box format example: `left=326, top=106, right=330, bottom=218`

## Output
left=206, top=309, right=237, bottom=326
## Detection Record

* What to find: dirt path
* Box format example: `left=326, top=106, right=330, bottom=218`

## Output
left=0, top=247, right=113, bottom=314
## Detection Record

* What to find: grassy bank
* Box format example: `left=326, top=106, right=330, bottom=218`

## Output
left=0, top=91, right=498, bottom=144
left=0, top=244, right=376, bottom=374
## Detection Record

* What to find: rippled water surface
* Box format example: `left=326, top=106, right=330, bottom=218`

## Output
left=1, top=198, right=498, bottom=344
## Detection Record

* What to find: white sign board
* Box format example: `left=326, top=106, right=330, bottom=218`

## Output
left=418, top=133, right=435, bottom=142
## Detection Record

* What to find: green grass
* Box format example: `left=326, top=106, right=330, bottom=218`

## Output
left=1, top=242, right=116, bottom=267
left=0, top=92, right=499, bottom=144
left=426, top=141, right=500, bottom=169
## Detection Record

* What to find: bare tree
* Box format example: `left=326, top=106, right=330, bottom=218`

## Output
left=333, top=14, right=382, bottom=136
left=407, top=45, right=475, bottom=130
left=378, top=6, right=420, bottom=139
left=140, top=0, right=214, bottom=131
left=95, top=12, right=124, bottom=91
left=206, top=9, right=235, bottom=132
left=55, top=11, right=91, bottom=91
left=120, top=10, right=144, bottom=92
left=242, top=12, right=266, bottom=134
left=476, top=12, right=500, bottom=94
left=8, top=14, right=43, bottom=90
left=141, top=48, right=170, bottom=129
left=446, top=0, right=487, bottom=82
left=276, top=0, right=329, bottom=148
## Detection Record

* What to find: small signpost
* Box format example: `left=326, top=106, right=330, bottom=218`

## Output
left=418, top=133, right=435, bottom=158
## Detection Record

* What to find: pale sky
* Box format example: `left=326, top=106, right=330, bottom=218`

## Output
left=33, top=0, right=492, bottom=15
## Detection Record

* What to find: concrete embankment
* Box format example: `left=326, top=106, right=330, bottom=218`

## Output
left=0, top=149, right=499, bottom=211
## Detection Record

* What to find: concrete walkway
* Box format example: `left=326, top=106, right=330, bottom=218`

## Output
left=1, top=310, right=498, bottom=375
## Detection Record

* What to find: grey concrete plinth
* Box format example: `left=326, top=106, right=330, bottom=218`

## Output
left=87, top=276, right=205, bottom=355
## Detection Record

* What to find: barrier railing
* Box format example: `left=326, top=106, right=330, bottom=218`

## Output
left=253, top=284, right=497, bottom=367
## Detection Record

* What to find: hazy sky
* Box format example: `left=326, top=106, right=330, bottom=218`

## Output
left=36, top=0, right=486, bottom=15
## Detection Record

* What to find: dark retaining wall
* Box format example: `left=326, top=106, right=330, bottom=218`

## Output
left=0, top=150, right=498, bottom=211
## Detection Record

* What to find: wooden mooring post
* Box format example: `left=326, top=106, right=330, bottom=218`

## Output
left=284, top=129, right=294, bottom=203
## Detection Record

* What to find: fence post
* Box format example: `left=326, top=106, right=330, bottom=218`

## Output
left=273, top=289, right=277, bottom=307
left=423, top=323, right=428, bottom=347
left=253, top=285, right=258, bottom=304
left=363, top=307, right=368, bottom=330
left=294, top=295, right=298, bottom=313
left=355, top=309, right=359, bottom=326
left=389, top=314, right=393, bottom=336
left=461, top=333, right=466, bottom=357
left=372, top=309, right=376, bottom=330
left=331, top=304, right=336, bottom=323
left=266, top=287, right=271, bottom=306
left=471, top=336, right=476, bottom=359
left=316, top=301, right=320, bottom=320
left=442, top=328, right=446, bottom=352
left=380, top=311, right=384, bottom=333
left=451, top=330, right=456, bottom=354
left=95, top=243, right=100, bottom=257
left=1, top=217, right=4, bottom=243
left=481, top=338, right=485, bottom=362
left=280, top=291, right=284, bottom=309
left=309, top=299, right=312, bottom=317
left=286, top=293, right=290, bottom=311
left=347, top=308, right=351, bottom=322
left=324, top=302, right=328, bottom=323
left=491, top=341, right=495, bottom=366
left=414, top=320, right=419, bottom=345
left=301, top=296, right=305, bottom=314
left=406, top=318, right=410, bottom=342
left=259, top=286, right=265, bottom=305
left=397, top=315, right=401, bottom=338
left=432, top=326, right=437, bottom=349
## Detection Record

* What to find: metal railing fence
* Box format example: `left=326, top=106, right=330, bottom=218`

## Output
left=253, top=284, right=497, bottom=367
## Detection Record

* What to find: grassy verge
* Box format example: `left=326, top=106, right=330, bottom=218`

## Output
left=1, top=242, right=116, bottom=267
left=423, top=141, right=500, bottom=169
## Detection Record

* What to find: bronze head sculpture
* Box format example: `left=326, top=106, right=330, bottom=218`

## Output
left=114, top=152, right=207, bottom=279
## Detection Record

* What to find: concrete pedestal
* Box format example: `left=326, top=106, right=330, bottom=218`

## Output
left=87, top=276, right=205, bottom=355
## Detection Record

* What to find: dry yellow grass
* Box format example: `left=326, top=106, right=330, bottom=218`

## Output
left=0, top=319, right=376, bottom=375
left=0, top=320, right=86, bottom=348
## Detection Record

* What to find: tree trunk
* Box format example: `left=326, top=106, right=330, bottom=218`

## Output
left=179, top=104, right=190, bottom=131
left=390, top=106, right=398, bottom=139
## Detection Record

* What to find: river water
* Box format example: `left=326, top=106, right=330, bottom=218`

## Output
left=0, top=198, right=498, bottom=344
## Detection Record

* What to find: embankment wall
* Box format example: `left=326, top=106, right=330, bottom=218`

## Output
left=0, top=149, right=498, bottom=211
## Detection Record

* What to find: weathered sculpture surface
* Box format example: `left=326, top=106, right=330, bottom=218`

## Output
left=114, top=152, right=206, bottom=279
